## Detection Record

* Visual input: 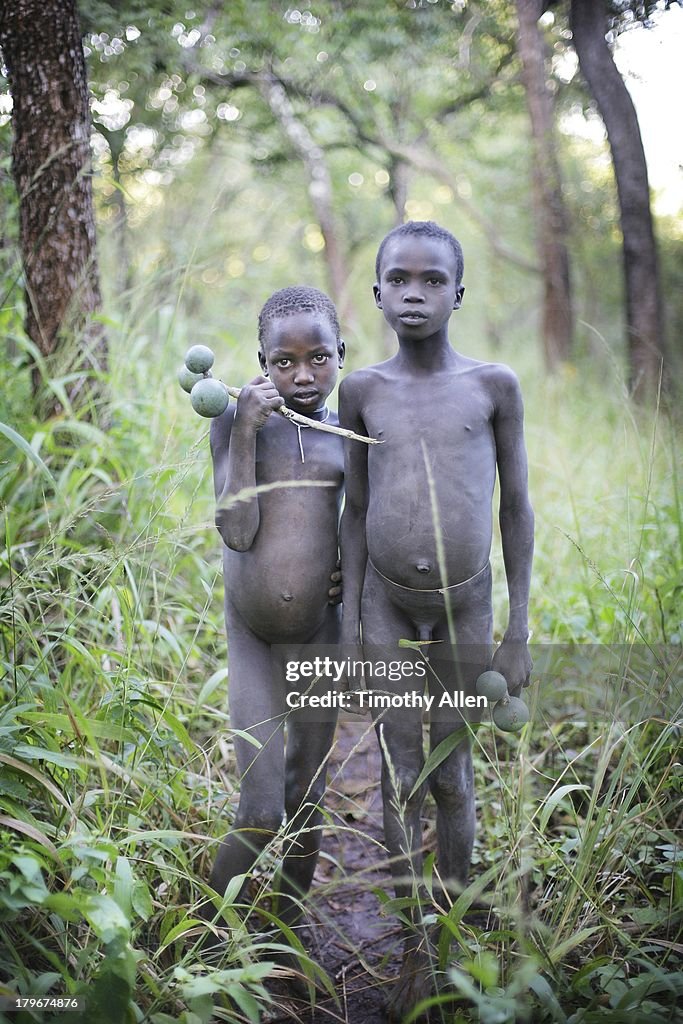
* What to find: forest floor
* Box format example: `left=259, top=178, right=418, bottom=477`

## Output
left=268, top=717, right=403, bottom=1024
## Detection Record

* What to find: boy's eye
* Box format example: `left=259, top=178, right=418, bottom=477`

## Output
left=275, top=358, right=291, bottom=368
left=312, top=354, right=329, bottom=364
left=427, top=277, right=444, bottom=286
left=387, top=274, right=404, bottom=284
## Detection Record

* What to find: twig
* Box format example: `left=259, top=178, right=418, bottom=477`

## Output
left=224, top=385, right=381, bottom=444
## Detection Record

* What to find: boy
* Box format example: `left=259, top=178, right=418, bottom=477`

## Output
left=208, top=285, right=345, bottom=926
left=339, top=221, right=534, bottom=1016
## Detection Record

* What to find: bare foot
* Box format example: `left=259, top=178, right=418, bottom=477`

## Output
left=386, top=939, right=438, bottom=1022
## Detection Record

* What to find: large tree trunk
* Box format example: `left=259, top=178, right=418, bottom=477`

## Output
left=0, top=0, right=106, bottom=408
left=571, top=0, right=665, bottom=398
left=515, top=0, right=574, bottom=369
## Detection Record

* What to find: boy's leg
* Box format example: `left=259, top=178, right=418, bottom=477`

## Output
left=209, top=600, right=286, bottom=905
left=361, top=567, right=437, bottom=1017
left=361, top=565, right=427, bottom=902
left=278, top=606, right=340, bottom=922
left=428, top=566, right=493, bottom=893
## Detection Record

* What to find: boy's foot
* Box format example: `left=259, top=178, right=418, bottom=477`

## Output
left=386, top=935, right=438, bottom=1022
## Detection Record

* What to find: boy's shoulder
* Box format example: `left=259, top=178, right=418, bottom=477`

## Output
left=458, top=355, right=522, bottom=395
left=464, top=359, right=526, bottom=425
left=457, top=353, right=516, bottom=377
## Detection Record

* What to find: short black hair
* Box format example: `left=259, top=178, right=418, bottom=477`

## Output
left=375, top=220, right=464, bottom=284
left=258, top=285, right=341, bottom=346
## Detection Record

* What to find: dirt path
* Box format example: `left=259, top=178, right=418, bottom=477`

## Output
left=271, top=716, right=402, bottom=1024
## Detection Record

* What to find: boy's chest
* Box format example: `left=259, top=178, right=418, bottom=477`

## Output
left=255, top=420, right=344, bottom=482
left=364, top=375, right=493, bottom=446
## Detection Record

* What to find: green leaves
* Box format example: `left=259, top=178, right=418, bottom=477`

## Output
left=0, top=420, right=55, bottom=484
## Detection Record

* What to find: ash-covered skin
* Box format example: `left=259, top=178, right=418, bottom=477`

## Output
left=207, top=294, right=345, bottom=925
left=339, top=222, right=534, bottom=1019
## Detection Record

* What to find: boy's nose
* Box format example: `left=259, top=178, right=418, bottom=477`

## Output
left=293, top=366, right=315, bottom=383
left=403, top=288, right=424, bottom=303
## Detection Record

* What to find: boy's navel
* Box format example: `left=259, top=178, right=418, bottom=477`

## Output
left=281, top=592, right=293, bottom=602
left=416, top=562, right=431, bottom=574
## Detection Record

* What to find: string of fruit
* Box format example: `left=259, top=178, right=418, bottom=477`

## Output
left=178, top=345, right=380, bottom=445
left=475, top=670, right=529, bottom=732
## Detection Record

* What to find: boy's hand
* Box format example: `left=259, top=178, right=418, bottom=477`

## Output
left=339, top=624, right=365, bottom=694
left=236, top=375, right=284, bottom=429
left=328, top=558, right=342, bottom=605
left=491, top=638, right=532, bottom=697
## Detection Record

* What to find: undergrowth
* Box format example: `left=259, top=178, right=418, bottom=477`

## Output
left=0, top=301, right=681, bottom=1023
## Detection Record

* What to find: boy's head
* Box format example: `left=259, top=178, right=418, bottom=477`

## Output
left=373, top=221, right=465, bottom=339
left=257, top=286, right=345, bottom=414
left=375, top=221, right=464, bottom=287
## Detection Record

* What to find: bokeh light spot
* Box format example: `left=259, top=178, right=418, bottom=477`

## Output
left=303, top=224, right=325, bottom=252
left=225, top=258, right=245, bottom=277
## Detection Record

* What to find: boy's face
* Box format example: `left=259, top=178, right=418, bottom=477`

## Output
left=374, top=235, right=464, bottom=340
left=259, top=310, right=345, bottom=414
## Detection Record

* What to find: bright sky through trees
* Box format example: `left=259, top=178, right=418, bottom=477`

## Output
left=614, top=5, right=682, bottom=215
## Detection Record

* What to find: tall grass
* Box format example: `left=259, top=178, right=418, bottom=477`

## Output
left=1, top=284, right=681, bottom=1022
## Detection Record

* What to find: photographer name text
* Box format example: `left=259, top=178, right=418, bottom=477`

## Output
left=286, top=689, right=488, bottom=711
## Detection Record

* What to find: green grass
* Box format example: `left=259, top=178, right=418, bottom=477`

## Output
left=0, top=289, right=681, bottom=1022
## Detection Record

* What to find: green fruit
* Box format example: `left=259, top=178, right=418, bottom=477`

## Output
left=492, top=695, right=529, bottom=733
left=185, top=344, right=215, bottom=374
left=178, top=364, right=206, bottom=394
left=476, top=670, right=508, bottom=701
left=190, top=378, right=229, bottom=417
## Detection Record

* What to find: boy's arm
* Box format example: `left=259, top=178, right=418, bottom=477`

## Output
left=338, top=375, right=369, bottom=645
left=490, top=367, right=534, bottom=695
left=212, top=376, right=283, bottom=552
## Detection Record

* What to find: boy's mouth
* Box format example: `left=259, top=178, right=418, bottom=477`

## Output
left=291, top=390, right=320, bottom=405
left=399, top=311, right=427, bottom=323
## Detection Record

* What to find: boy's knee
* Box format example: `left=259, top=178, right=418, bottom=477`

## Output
left=428, top=759, right=473, bottom=807
left=285, top=769, right=325, bottom=819
left=235, top=801, right=283, bottom=837
left=382, top=762, right=426, bottom=809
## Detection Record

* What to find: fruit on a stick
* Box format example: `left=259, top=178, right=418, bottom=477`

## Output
left=475, top=670, right=508, bottom=702
left=178, top=364, right=206, bottom=394
left=190, top=378, right=229, bottom=418
left=177, top=348, right=380, bottom=442
left=184, top=345, right=215, bottom=374
left=492, top=695, right=529, bottom=732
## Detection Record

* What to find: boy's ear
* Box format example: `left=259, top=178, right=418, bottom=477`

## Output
left=258, top=349, right=268, bottom=374
left=453, top=285, right=465, bottom=310
left=337, top=338, right=346, bottom=368
left=373, top=283, right=382, bottom=309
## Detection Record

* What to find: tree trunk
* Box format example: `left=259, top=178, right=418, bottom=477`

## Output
left=389, top=158, right=410, bottom=226
left=0, top=0, right=106, bottom=408
left=515, top=0, right=574, bottom=370
left=571, top=0, right=665, bottom=398
left=257, top=72, right=352, bottom=322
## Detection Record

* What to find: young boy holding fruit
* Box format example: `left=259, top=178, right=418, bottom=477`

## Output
left=339, top=220, right=534, bottom=1017
left=204, top=285, right=345, bottom=926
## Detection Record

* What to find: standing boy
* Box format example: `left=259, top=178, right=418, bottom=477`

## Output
left=208, top=285, right=345, bottom=926
left=339, top=221, right=534, bottom=1016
